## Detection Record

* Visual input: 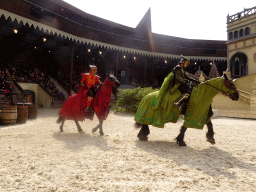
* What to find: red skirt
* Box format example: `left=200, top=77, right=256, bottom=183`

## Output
left=58, top=88, right=94, bottom=121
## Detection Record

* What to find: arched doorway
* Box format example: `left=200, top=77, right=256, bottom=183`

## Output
left=229, top=52, right=248, bottom=79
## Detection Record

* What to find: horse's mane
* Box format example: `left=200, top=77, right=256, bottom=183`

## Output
left=97, top=74, right=115, bottom=93
left=202, top=76, right=223, bottom=84
left=190, top=76, right=224, bottom=102
left=197, top=77, right=224, bottom=90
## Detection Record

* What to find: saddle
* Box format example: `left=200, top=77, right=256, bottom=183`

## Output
left=87, top=86, right=99, bottom=98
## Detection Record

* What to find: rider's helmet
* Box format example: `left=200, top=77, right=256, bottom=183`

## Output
left=89, top=65, right=97, bottom=73
left=179, top=55, right=190, bottom=65
left=89, top=65, right=97, bottom=70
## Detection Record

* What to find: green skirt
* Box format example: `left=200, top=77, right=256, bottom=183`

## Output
left=134, top=90, right=181, bottom=128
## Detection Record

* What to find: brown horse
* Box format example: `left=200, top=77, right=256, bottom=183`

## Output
left=56, top=74, right=120, bottom=135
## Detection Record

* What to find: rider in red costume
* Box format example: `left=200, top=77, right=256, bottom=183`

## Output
left=58, top=65, right=101, bottom=121
left=81, top=65, right=101, bottom=111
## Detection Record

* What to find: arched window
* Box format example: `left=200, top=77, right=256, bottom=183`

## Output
left=239, top=29, right=244, bottom=37
left=234, top=31, right=238, bottom=38
left=230, top=53, right=248, bottom=78
left=229, top=32, right=233, bottom=40
left=245, top=27, right=250, bottom=35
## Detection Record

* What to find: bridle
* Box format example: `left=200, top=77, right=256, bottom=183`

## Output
left=203, top=81, right=235, bottom=97
left=107, top=75, right=120, bottom=87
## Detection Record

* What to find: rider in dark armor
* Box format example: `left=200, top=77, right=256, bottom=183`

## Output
left=173, top=56, right=200, bottom=110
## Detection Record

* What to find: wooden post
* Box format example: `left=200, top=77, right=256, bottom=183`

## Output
left=144, top=58, right=147, bottom=86
left=115, top=52, right=119, bottom=77
left=81, top=20, right=84, bottom=73
left=69, top=45, right=75, bottom=95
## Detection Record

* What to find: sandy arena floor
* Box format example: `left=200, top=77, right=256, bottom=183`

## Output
left=0, top=108, right=256, bottom=192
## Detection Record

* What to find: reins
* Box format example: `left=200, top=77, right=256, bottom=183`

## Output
left=203, top=82, right=232, bottom=97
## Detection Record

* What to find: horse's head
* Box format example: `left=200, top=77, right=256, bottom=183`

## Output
left=223, top=74, right=239, bottom=101
left=106, top=74, right=121, bottom=88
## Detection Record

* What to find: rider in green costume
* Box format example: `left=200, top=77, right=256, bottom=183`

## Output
left=172, top=56, right=200, bottom=110
left=154, top=55, right=199, bottom=111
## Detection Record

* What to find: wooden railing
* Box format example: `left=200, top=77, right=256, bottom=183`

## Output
left=12, top=80, right=26, bottom=95
left=0, top=92, right=27, bottom=104
left=6, top=80, right=27, bottom=101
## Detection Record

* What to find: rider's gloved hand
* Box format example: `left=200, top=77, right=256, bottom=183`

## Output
left=81, top=83, right=88, bottom=89
left=195, top=80, right=201, bottom=84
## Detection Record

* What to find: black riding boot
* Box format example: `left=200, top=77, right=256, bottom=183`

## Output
left=173, top=93, right=190, bottom=110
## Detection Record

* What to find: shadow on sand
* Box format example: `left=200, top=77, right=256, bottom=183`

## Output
left=53, top=131, right=115, bottom=152
left=136, top=140, right=256, bottom=179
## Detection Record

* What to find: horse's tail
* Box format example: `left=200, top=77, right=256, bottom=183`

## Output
left=134, top=122, right=142, bottom=129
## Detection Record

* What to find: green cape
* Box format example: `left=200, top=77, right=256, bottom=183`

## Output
left=134, top=72, right=181, bottom=128
left=152, top=71, right=180, bottom=110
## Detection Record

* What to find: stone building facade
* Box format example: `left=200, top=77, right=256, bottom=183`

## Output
left=227, top=6, right=256, bottom=79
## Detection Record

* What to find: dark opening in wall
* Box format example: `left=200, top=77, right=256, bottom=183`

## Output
left=234, top=31, right=238, bottom=38
left=229, top=32, right=233, bottom=40
left=245, top=27, right=250, bottom=35
left=239, top=29, right=244, bottom=37
left=30, top=5, right=55, bottom=23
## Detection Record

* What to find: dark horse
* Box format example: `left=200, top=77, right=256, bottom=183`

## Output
left=56, top=74, right=120, bottom=135
left=135, top=74, right=239, bottom=146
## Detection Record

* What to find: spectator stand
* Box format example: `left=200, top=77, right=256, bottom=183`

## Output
left=1, top=65, right=66, bottom=108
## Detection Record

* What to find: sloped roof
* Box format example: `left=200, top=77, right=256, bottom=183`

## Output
left=194, top=67, right=208, bottom=79
left=208, top=64, right=220, bottom=79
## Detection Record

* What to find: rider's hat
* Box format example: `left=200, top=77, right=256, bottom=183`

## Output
left=179, top=55, right=190, bottom=65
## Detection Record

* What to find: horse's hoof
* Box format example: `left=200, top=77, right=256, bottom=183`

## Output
left=99, top=131, right=104, bottom=136
left=207, top=138, right=215, bottom=145
left=178, top=141, right=187, bottom=146
left=59, top=126, right=63, bottom=133
left=176, top=139, right=186, bottom=146
left=137, top=134, right=148, bottom=141
left=78, top=129, right=84, bottom=133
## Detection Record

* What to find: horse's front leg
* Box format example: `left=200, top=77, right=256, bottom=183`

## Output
left=60, top=119, right=65, bottom=132
left=176, top=126, right=187, bottom=146
left=92, top=121, right=104, bottom=136
left=56, top=116, right=65, bottom=132
left=137, top=124, right=150, bottom=141
left=92, top=123, right=100, bottom=134
left=75, top=120, right=83, bottom=133
left=98, top=121, right=104, bottom=136
left=206, top=121, right=215, bottom=145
